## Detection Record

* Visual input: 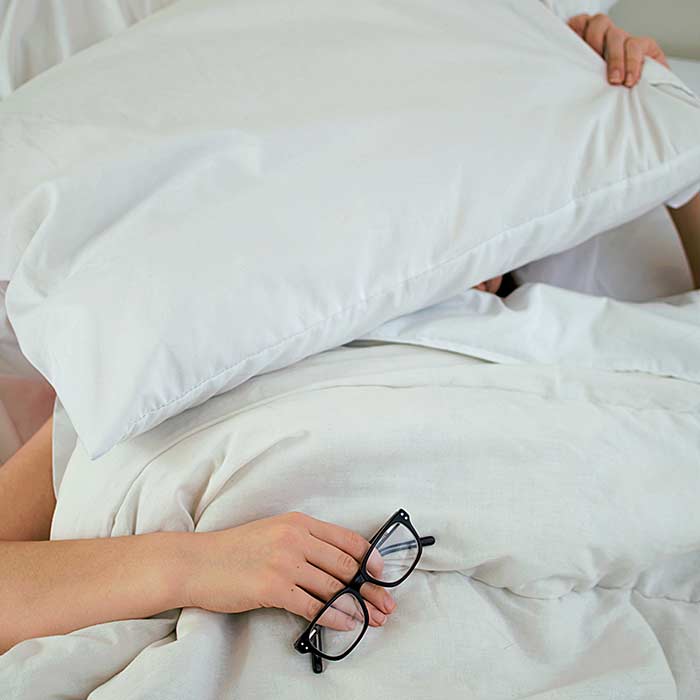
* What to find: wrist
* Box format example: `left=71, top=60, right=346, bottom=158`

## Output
left=153, top=531, right=200, bottom=610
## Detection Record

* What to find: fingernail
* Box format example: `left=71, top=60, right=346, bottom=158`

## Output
left=373, top=610, right=386, bottom=625
left=609, top=69, right=621, bottom=84
left=343, top=618, right=357, bottom=631
left=385, top=596, right=396, bottom=613
left=625, top=72, right=634, bottom=87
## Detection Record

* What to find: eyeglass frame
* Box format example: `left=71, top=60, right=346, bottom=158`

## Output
left=293, top=508, right=435, bottom=670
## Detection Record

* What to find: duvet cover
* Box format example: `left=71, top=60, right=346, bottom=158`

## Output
left=2, top=287, right=699, bottom=699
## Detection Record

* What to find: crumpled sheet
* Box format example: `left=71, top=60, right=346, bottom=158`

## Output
left=2, top=283, right=699, bottom=699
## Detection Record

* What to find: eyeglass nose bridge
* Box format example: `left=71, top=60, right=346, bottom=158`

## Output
left=349, top=569, right=370, bottom=590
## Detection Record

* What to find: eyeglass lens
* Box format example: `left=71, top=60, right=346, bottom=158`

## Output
left=370, top=521, right=420, bottom=584
left=308, top=592, right=365, bottom=656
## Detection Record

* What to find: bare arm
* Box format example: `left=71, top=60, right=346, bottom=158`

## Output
left=0, top=422, right=394, bottom=654
left=0, top=419, right=56, bottom=541
left=0, top=421, right=188, bottom=652
left=668, top=193, right=700, bottom=289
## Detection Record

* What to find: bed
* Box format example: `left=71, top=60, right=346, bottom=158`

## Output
left=2, top=283, right=700, bottom=699
left=1, top=3, right=700, bottom=699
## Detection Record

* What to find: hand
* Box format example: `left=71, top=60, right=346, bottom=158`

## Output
left=568, top=14, right=668, bottom=88
left=474, top=275, right=503, bottom=294
left=183, top=512, right=395, bottom=631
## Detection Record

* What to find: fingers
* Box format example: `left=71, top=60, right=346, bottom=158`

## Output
left=624, top=37, right=669, bottom=86
left=604, top=27, right=627, bottom=85
left=305, top=537, right=395, bottom=615
left=365, top=547, right=385, bottom=581
left=567, top=14, right=590, bottom=39
left=647, top=38, right=669, bottom=68
left=570, top=14, right=669, bottom=89
left=303, top=514, right=371, bottom=563
left=283, top=585, right=357, bottom=631
left=624, top=37, right=645, bottom=87
left=296, top=563, right=389, bottom=626
left=583, top=13, right=614, bottom=56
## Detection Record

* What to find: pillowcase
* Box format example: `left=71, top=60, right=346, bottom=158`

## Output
left=513, top=205, right=695, bottom=302
left=3, top=0, right=700, bottom=458
left=514, top=57, right=700, bottom=302
left=539, top=0, right=618, bottom=21
left=0, top=0, right=176, bottom=100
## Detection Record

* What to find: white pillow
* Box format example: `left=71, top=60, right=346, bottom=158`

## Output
left=513, top=206, right=695, bottom=302
left=4, top=0, right=700, bottom=458
left=513, top=57, right=700, bottom=302
left=540, top=0, right=619, bottom=21
left=0, top=0, right=176, bottom=99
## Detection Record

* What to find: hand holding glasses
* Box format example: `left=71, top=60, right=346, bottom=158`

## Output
left=294, top=508, right=435, bottom=673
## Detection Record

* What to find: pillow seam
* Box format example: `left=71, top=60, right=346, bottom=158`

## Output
left=115, top=144, right=700, bottom=442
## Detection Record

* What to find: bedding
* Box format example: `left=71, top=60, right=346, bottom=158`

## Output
left=515, top=56, right=700, bottom=301
left=3, top=0, right=700, bottom=459
left=0, top=0, right=176, bottom=463
left=0, top=0, right=176, bottom=99
left=2, top=286, right=699, bottom=699
left=541, top=0, right=618, bottom=21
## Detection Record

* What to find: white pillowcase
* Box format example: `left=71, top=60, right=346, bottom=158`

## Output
left=0, top=0, right=177, bottom=389
left=0, top=0, right=176, bottom=99
left=513, top=206, right=695, bottom=302
left=4, top=0, right=700, bottom=458
left=514, top=57, right=700, bottom=302
left=540, top=0, right=618, bottom=21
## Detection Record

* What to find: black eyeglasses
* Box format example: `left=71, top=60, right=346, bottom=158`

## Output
left=294, top=508, right=435, bottom=673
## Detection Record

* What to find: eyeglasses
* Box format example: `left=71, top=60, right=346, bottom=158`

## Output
left=294, top=508, right=435, bottom=673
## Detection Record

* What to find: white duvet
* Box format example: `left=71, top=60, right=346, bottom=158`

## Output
left=2, top=286, right=699, bottom=699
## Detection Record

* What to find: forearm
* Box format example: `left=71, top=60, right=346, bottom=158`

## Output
left=0, top=418, right=55, bottom=541
left=0, top=531, right=194, bottom=654
left=669, top=193, right=700, bottom=289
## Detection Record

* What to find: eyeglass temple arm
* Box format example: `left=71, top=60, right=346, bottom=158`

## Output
left=377, top=535, right=436, bottom=556
left=311, top=625, right=324, bottom=674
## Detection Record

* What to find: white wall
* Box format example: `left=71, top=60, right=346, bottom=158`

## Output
left=610, top=0, right=700, bottom=60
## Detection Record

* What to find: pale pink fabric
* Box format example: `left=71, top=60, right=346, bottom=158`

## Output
left=0, top=375, right=55, bottom=462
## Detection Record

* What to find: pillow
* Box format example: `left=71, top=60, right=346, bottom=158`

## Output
left=0, top=0, right=176, bottom=100
left=540, top=0, right=619, bottom=21
left=514, top=57, right=700, bottom=301
left=3, top=0, right=700, bottom=458
left=513, top=205, right=695, bottom=302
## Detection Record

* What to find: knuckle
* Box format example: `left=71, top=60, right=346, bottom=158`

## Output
left=608, top=27, right=625, bottom=41
left=285, top=511, right=306, bottom=526
left=305, top=597, right=321, bottom=621
left=345, top=530, right=365, bottom=555
left=325, top=574, right=343, bottom=597
left=337, top=551, right=358, bottom=575
left=274, top=523, right=302, bottom=550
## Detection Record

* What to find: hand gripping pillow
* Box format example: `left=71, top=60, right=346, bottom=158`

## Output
left=3, top=0, right=700, bottom=457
